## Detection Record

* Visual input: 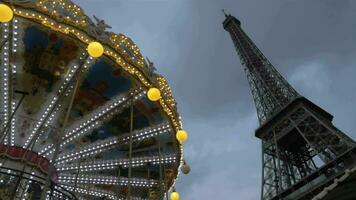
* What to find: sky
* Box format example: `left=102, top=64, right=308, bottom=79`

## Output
left=74, top=0, right=356, bottom=199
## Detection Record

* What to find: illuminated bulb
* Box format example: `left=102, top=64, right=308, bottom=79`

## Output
left=171, top=192, right=180, bottom=200
left=176, top=130, right=188, bottom=143
left=147, top=88, right=161, bottom=101
left=0, top=4, right=13, bottom=23
left=87, top=42, right=104, bottom=58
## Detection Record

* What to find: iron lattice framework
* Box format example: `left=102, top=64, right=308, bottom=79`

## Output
left=222, top=14, right=298, bottom=124
left=223, top=13, right=356, bottom=200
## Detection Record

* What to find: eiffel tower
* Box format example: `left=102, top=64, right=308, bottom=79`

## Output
left=222, top=11, right=356, bottom=200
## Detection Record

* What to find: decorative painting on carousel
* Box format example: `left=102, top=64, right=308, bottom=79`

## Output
left=68, top=59, right=132, bottom=122
left=62, top=60, right=166, bottom=153
left=15, top=25, right=79, bottom=143
left=20, top=26, right=78, bottom=115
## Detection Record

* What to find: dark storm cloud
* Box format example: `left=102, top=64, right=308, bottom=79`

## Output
left=262, top=0, right=356, bottom=66
left=74, top=0, right=356, bottom=199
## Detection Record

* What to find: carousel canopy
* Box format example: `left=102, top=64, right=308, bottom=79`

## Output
left=0, top=0, right=186, bottom=199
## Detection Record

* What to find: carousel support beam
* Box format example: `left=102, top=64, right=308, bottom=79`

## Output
left=10, top=163, right=34, bottom=199
left=161, top=142, right=169, bottom=200
left=54, top=121, right=171, bottom=165
left=10, top=141, right=37, bottom=199
left=164, top=164, right=169, bottom=200
left=147, top=163, right=150, bottom=197
left=10, top=16, right=20, bottom=146
left=116, top=166, right=121, bottom=198
left=158, top=139, right=169, bottom=200
left=58, top=174, right=157, bottom=187
left=23, top=55, right=91, bottom=149
left=0, top=37, right=9, bottom=49
left=18, top=166, right=36, bottom=199
left=73, top=160, right=82, bottom=193
left=49, top=182, right=54, bottom=200
left=42, top=76, right=82, bottom=200
left=56, top=154, right=177, bottom=172
left=51, top=74, right=82, bottom=161
left=0, top=90, right=29, bottom=143
left=6, top=90, right=59, bottom=199
left=40, top=89, right=144, bottom=156
left=0, top=22, right=11, bottom=145
left=127, top=97, right=134, bottom=200
left=61, top=184, right=117, bottom=199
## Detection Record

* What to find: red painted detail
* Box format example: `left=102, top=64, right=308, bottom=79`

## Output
left=0, top=145, right=57, bottom=179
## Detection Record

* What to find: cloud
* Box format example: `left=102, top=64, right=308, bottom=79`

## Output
left=289, top=61, right=331, bottom=94
left=184, top=169, right=260, bottom=200
left=176, top=111, right=261, bottom=199
left=184, top=112, right=258, bottom=161
left=287, top=56, right=356, bottom=139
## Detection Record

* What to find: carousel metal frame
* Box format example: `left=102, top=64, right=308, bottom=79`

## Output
left=0, top=0, right=188, bottom=199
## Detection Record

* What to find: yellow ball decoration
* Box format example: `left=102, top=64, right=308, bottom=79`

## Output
left=176, top=130, right=188, bottom=143
left=0, top=4, right=13, bottom=23
left=171, top=192, right=180, bottom=200
left=147, top=88, right=161, bottom=101
left=87, top=42, right=104, bottom=58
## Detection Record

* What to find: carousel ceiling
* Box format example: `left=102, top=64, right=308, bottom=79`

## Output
left=0, top=0, right=187, bottom=199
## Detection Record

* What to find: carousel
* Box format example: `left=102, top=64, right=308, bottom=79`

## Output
left=0, top=0, right=190, bottom=199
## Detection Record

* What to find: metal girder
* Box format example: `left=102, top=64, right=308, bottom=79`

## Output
left=56, top=154, right=177, bottom=172
left=58, top=174, right=158, bottom=187
left=39, top=89, right=145, bottom=157
left=259, top=103, right=356, bottom=200
left=224, top=19, right=298, bottom=124
left=223, top=14, right=356, bottom=200
left=54, top=122, right=171, bottom=164
left=22, top=55, right=93, bottom=149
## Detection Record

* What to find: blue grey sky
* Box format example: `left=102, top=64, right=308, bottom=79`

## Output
left=74, top=0, right=356, bottom=199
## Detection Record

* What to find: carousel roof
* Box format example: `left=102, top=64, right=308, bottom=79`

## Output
left=0, top=0, right=186, bottom=199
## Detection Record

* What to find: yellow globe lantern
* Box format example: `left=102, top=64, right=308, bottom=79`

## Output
left=87, top=41, right=104, bottom=58
left=147, top=88, right=161, bottom=101
left=176, top=130, right=188, bottom=143
left=0, top=4, right=13, bottom=23
left=170, top=192, right=180, bottom=200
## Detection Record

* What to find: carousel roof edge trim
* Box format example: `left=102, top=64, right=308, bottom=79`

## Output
left=1, top=0, right=185, bottom=193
